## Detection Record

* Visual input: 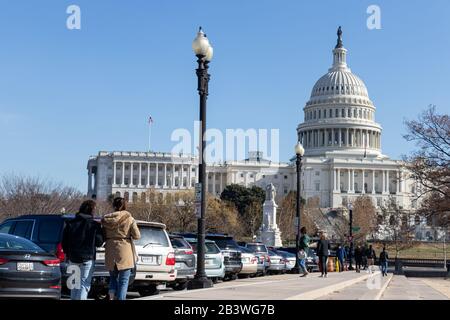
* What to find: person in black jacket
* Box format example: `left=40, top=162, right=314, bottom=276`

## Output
left=62, top=200, right=104, bottom=300
left=316, top=232, right=330, bottom=278
left=354, top=244, right=363, bottom=273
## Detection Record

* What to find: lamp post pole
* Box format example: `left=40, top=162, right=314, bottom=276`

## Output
left=348, top=203, right=354, bottom=270
left=292, top=142, right=304, bottom=274
left=188, top=27, right=213, bottom=290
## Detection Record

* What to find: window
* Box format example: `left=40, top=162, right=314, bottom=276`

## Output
left=315, top=182, right=320, bottom=191
left=348, top=109, right=351, bottom=117
left=12, top=221, right=33, bottom=239
left=107, top=177, right=112, bottom=185
left=318, top=110, right=321, bottom=118
left=284, top=175, right=288, bottom=179
left=342, top=109, right=345, bottom=117
left=0, top=221, right=14, bottom=234
left=240, top=174, right=244, bottom=178
left=315, top=171, right=320, bottom=176
left=324, top=110, right=326, bottom=118
left=314, top=110, right=316, bottom=119
left=274, top=175, right=278, bottom=179
left=38, top=219, right=63, bottom=243
left=329, top=109, right=332, bottom=118
left=335, top=109, right=339, bottom=117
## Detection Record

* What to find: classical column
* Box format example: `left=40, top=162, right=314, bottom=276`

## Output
left=178, top=164, right=182, bottom=188
left=396, top=170, right=400, bottom=194
left=351, top=169, right=355, bottom=192
left=386, top=170, right=391, bottom=194
left=346, top=128, right=349, bottom=147
left=347, top=169, right=351, bottom=193
left=331, top=128, right=334, bottom=146
left=155, top=163, right=159, bottom=187
left=164, top=163, right=168, bottom=187
left=172, top=164, right=175, bottom=187
left=362, top=169, right=365, bottom=194
left=121, top=162, right=125, bottom=186
left=382, top=170, right=386, bottom=194
left=212, top=172, right=216, bottom=195
left=337, top=168, right=341, bottom=192
left=146, top=163, right=150, bottom=187
left=188, top=165, right=192, bottom=188
left=138, top=163, right=142, bottom=187
left=130, top=163, right=134, bottom=186
left=333, top=169, right=337, bottom=192
left=113, top=161, right=117, bottom=186
left=372, top=170, right=376, bottom=194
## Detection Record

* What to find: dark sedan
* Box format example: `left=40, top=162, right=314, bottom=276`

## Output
left=0, top=233, right=61, bottom=299
left=168, top=234, right=196, bottom=291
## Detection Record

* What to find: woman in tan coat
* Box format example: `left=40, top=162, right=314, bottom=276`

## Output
left=102, top=197, right=140, bottom=300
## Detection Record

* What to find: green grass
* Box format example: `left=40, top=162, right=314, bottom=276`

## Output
left=372, top=242, right=449, bottom=259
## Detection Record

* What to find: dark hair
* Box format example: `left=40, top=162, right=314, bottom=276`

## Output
left=300, top=227, right=307, bottom=234
left=78, top=200, right=96, bottom=216
left=113, top=197, right=126, bottom=211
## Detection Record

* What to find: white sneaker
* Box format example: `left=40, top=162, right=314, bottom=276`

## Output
left=324, top=274, right=328, bottom=278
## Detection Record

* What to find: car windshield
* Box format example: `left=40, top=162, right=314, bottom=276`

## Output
left=279, top=251, right=295, bottom=258
left=170, top=237, right=191, bottom=250
left=188, top=241, right=220, bottom=254
left=268, top=250, right=280, bottom=256
left=207, top=237, right=239, bottom=250
left=246, top=244, right=267, bottom=253
left=0, top=235, right=43, bottom=251
left=135, top=226, right=169, bottom=247
left=239, top=246, right=252, bottom=254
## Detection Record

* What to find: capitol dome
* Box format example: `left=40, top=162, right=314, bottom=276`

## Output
left=297, top=27, right=383, bottom=158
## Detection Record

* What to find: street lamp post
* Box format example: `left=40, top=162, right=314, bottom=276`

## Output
left=292, top=141, right=305, bottom=274
left=347, top=202, right=354, bottom=270
left=187, top=27, right=214, bottom=290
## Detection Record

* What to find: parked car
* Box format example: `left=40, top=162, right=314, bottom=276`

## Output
left=273, top=249, right=296, bottom=272
left=245, top=242, right=270, bottom=276
left=131, top=221, right=176, bottom=296
left=0, top=214, right=121, bottom=299
left=182, top=233, right=242, bottom=280
left=237, top=246, right=258, bottom=278
left=184, top=237, right=225, bottom=283
left=0, top=233, right=61, bottom=299
left=306, top=248, right=319, bottom=273
left=168, top=234, right=195, bottom=291
left=267, top=249, right=287, bottom=274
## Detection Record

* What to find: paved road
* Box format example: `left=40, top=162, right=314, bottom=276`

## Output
left=134, top=271, right=449, bottom=301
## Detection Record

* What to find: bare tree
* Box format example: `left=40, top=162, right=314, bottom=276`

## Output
left=0, top=174, right=84, bottom=219
left=352, top=195, right=378, bottom=241
left=278, top=192, right=315, bottom=242
left=403, top=105, right=450, bottom=226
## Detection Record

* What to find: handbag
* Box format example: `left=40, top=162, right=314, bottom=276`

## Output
left=298, top=249, right=307, bottom=260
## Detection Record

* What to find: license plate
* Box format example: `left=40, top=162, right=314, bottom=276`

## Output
left=205, top=259, right=214, bottom=265
left=141, top=255, right=160, bottom=265
left=96, top=252, right=105, bottom=260
left=17, top=262, right=34, bottom=271
left=175, top=262, right=183, bottom=268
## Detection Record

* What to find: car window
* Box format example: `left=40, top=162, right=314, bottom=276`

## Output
left=0, top=235, right=43, bottom=251
left=208, top=237, right=239, bottom=250
left=246, top=244, right=268, bottom=253
left=12, top=220, right=34, bottom=239
left=0, top=221, right=14, bottom=234
left=170, top=237, right=191, bottom=249
left=135, top=226, right=169, bottom=247
left=188, top=242, right=221, bottom=254
left=38, top=219, right=63, bottom=243
left=239, top=246, right=252, bottom=253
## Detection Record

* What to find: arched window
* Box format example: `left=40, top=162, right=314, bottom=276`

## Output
left=115, top=191, right=121, bottom=198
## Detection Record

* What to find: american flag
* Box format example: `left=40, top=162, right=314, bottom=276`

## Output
left=148, top=116, right=154, bottom=124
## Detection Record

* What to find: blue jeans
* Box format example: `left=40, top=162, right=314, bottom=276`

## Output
left=299, top=258, right=308, bottom=274
left=380, top=261, right=388, bottom=275
left=69, top=260, right=94, bottom=300
left=109, top=268, right=131, bottom=300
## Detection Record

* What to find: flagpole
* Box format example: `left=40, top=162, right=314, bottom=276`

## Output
left=148, top=122, right=152, bottom=152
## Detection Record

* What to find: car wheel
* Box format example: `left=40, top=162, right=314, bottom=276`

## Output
left=138, top=285, right=160, bottom=297
left=93, top=289, right=110, bottom=301
left=230, top=274, right=238, bottom=281
left=211, top=277, right=219, bottom=284
left=172, top=282, right=188, bottom=291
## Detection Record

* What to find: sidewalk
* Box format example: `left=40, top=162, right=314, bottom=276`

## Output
left=380, top=276, right=448, bottom=300
left=136, top=271, right=379, bottom=300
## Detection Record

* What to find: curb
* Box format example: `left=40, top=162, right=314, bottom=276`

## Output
left=374, top=273, right=393, bottom=300
left=286, top=271, right=381, bottom=300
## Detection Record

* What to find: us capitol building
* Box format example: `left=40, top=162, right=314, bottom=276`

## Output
left=87, top=29, right=418, bottom=215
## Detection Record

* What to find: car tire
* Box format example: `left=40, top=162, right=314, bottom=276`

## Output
left=138, top=285, right=160, bottom=297
left=92, top=289, right=110, bottom=301
left=211, top=277, right=219, bottom=284
left=172, top=282, right=188, bottom=291
left=230, top=274, right=238, bottom=281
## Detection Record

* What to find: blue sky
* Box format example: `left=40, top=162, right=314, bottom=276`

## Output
left=0, top=0, right=449, bottom=192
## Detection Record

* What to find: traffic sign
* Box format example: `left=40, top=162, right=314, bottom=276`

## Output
left=352, top=226, right=361, bottom=232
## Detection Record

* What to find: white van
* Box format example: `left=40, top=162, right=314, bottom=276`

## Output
left=131, top=221, right=177, bottom=296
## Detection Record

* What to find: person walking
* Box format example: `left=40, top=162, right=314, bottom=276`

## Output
left=366, top=245, right=376, bottom=270
left=317, top=232, right=330, bottom=278
left=379, top=246, right=389, bottom=276
left=62, top=200, right=104, bottom=300
left=354, top=244, right=363, bottom=273
left=102, top=197, right=141, bottom=300
left=336, top=244, right=346, bottom=272
left=298, top=227, right=310, bottom=277
left=361, top=244, right=368, bottom=270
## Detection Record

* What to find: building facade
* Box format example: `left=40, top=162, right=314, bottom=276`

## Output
left=87, top=29, right=418, bottom=214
